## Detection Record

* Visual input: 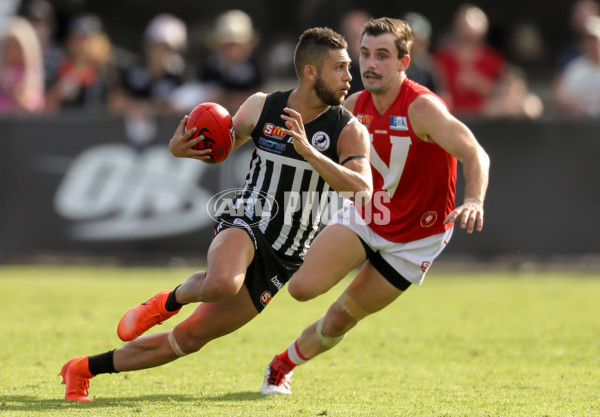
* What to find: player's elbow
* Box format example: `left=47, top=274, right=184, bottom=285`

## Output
left=350, top=182, right=373, bottom=207
left=480, top=148, right=490, bottom=172
left=474, top=142, right=489, bottom=165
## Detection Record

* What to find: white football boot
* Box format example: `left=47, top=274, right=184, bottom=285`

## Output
left=260, top=357, right=293, bottom=395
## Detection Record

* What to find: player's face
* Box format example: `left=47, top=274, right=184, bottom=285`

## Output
left=359, top=33, right=406, bottom=94
left=313, top=49, right=352, bottom=106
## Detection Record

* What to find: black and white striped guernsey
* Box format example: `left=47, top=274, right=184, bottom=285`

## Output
left=233, top=90, right=355, bottom=260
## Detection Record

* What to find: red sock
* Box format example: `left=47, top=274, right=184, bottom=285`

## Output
left=281, top=339, right=309, bottom=367
left=274, top=350, right=296, bottom=372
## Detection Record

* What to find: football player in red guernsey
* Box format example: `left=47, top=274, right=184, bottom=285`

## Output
left=262, top=17, right=490, bottom=395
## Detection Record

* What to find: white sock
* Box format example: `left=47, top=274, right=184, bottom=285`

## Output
left=287, top=340, right=308, bottom=365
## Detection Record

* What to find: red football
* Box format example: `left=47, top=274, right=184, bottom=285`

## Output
left=186, top=102, right=235, bottom=164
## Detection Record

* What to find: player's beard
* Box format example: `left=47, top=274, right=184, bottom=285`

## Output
left=314, top=73, right=343, bottom=106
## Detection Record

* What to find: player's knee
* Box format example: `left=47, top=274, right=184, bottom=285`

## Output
left=200, top=273, right=240, bottom=301
left=168, top=330, right=198, bottom=355
left=173, top=324, right=205, bottom=354
left=315, top=317, right=345, bottom=348
left=324, top=293, right=369, bottom=334
left=325, top=307, right=358, bottom=336
left=288, top=281, right=316, bottom=301
left=288, top=273, right=320, bottom=301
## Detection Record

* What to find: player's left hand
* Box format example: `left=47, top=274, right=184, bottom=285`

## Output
left=443, top=199, right=484, bottom=233
left=281, top=107, right=313, bottom=158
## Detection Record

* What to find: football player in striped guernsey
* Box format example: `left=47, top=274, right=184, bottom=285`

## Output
left=59, top=27, right=373, bottom=402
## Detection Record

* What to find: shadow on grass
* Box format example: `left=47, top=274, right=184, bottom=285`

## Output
left=0, top=392, right=270, bottom=411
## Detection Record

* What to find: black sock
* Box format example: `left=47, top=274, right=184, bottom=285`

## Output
left=165, top=285, right=186, bottom=312
left=88, top=350, right=117, bottom=375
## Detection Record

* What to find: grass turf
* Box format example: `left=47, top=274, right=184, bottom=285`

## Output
left=0, top=265, right=598, bottom=416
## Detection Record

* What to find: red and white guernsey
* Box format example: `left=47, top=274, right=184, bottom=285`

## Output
left=355, top=79, right=457, bottom=243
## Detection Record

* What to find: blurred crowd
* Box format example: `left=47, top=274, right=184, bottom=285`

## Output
left=1, top=0, right=600, bottom=120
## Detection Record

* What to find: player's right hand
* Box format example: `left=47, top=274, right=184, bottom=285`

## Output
left=169, top=116, right=213, bottom=161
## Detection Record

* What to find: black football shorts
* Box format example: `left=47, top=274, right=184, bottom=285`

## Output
left=215, top=216, right=302, bottom=312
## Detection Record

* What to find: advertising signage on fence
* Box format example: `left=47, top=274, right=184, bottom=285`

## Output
left=53, top=144, right=214, bottom=241
left=1, top=116, right=600, bottom=261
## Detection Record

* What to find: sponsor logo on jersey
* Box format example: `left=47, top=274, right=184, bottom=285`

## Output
left=311, top=131, right=330, bottom=151
left=263, top=123, right=286, bottom=140
left=357, top=113, right=372, bottom=126
left=390, top=116, right=408, bottom=131
left=421, top=261, right=431, bottom=272
left=375, top=129, right=388, bottom=134
left=260, top=290, right=272, bottom=306
left=420, top=211, right=438, bottom=227
left=258, top=137, right=286, bottom=153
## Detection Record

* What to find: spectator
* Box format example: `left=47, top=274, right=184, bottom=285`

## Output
left=484, top=65, right=544, bottom=119
left=263, top=34, right=296, bottom=82
left=555, top=0, right=600, bottom=74
left=339, top=9, right=370, bottom=95
left=552, top=0, right=599, bottom=113
left=0, top=16, right=45, bottom=115
left=45, top=14, right=116, bottom=112
left=403, top=11, right=440, bottom=92
left=506, top=20, right=547, bottom=69
left=24, top=0, right=63, bottom=90
left=0, top=0, right=20, bottom=34
left=433, top=4, right=506, bottom=116
left=555, top=15, right=600, bottom=117
left=199, top=9, right=263, bottom=112
left=111, top=13, right=187, bottom=116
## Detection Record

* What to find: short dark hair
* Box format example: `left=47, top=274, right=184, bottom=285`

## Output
left=361, top=17, right=413, bottom=58
left=294, top=27, right=348, bottom=77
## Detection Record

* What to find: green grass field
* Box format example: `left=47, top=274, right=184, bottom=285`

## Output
left=0, top=265, right=599, bottom=416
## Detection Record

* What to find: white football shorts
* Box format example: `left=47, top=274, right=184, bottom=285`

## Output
left=331, top=201, right=453, bottom=286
